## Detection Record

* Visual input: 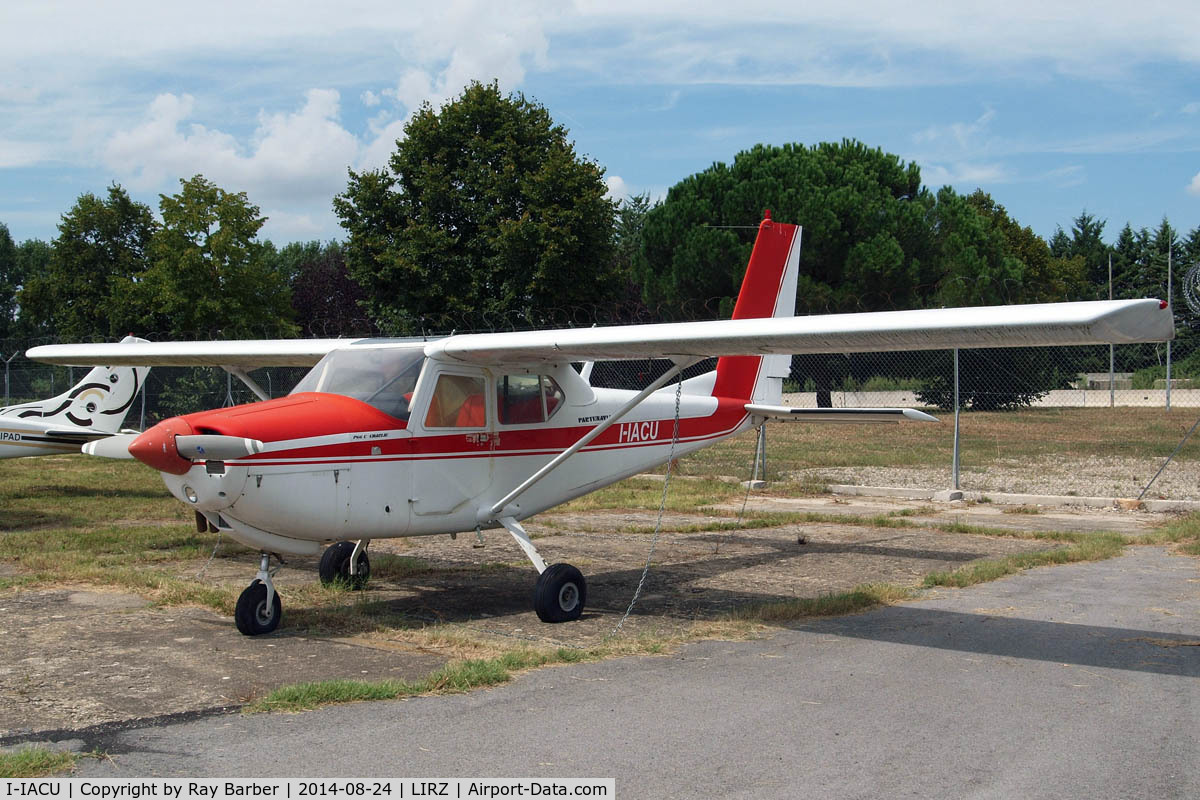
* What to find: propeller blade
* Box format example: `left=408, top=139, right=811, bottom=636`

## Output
left=175, top=435, right=264, bottom=461
left=81, top=433, right=139, bottom=459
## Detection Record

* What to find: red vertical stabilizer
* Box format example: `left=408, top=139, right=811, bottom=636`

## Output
left=711, top=213, right=802, bottom=402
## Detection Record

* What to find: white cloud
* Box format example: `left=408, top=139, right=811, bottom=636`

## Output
left=102, top=94, right=241, bottom=189
left=914, top=109, right=997, bottom=151
left=604, top=175, right=628, bottom=200
left=103, top=90, right=361, bottom=212
left=1044, top=165, right=1086, bottom=188
left=0, top=138, right=53, bottom=169
left=1183, top=101, right=1200, bottom=115
left=1188, top=172, right=1200, bottom=196
left=921, top=161, right=1009, bottom=187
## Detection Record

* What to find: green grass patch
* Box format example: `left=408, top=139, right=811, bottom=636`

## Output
left=247, top=647, right=594, bottom=713
left=560, top=476, right=743, bottom=512
left=0, top=747, right=76, bottom=778
left=923, top=532, right=1127, bottom=588
left=729, top=583, right=916, bottom=623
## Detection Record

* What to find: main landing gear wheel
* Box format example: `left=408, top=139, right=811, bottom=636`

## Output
left=534, top=563, right=587, bottom=623
left=235, top=580, right=281, bottom=636
left=319, top=541, right=370, bottom=589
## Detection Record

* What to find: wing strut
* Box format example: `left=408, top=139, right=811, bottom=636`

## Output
left=483, top=357, right=701, bottom=522
left=222, top=366, right=270, bottom=402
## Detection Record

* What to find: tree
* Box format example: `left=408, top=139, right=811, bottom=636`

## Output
left=275, top=240, right=372, bottom=336
left=136, top=175, right=296, bottom=339
left=1068, top=212, right=1110, bottom=297
left=123, top=176, right=298, bottom=418
left=19, top=184, right=155, bottom=341
left=637, top=140, right=942, bottom=406
left=335, top=81, right=617, bottom=334
left=637, top=140, right=937, bottom=320
left=962, top=191, right=1087, bottom=303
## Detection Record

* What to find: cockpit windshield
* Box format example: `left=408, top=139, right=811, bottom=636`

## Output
left=290, top=347, right=426, bottom=422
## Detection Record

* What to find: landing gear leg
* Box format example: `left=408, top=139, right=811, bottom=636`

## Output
left=235, top=553, right=282, bottom=636
left=499, top=516, right=586, bottom=623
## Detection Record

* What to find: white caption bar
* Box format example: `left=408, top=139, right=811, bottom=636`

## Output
left=2, top=779, right=615, bottom=800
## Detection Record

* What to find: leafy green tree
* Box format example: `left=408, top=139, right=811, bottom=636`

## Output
left=637, top=140, right=940, bottom=406
left=136, top=175, right=296, bottom=339
left=963, top=191, right=1087, bottom=303
left=19, top=184, right=155, bottom=341
left=127, top=176, right=297, bottom=418
left=335, top=81, right=617, bottom=334
left=274, top=240, right=372, bottom=336
left=1068, top=212, right=1110, bottom=297
left=1112, top=223, right=1150, bottom=299
left=638, top=140, right=936, bottom=319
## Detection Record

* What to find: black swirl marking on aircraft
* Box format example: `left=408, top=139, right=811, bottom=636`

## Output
left=18, top=400, right=71, bottom=418
left=69, top=381, right=110, bottom=398
left=101, top=367, right=141, bottom=416
left=16, top=381, right=113, bottom=421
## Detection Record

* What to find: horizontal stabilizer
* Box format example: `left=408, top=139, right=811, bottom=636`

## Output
left=82, top=433, right=139, bottom=458
left=746, top=404, right=939, bottom=423
left=43, top=427, right=117, bottom=441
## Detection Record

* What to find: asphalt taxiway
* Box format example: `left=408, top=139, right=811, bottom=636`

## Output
left=58, top=545, right=1200, bottom=799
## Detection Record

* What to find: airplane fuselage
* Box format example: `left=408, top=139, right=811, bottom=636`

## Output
left=153, top=353, right=753, bottom=556
left=0, top=420, right=89, bottom=458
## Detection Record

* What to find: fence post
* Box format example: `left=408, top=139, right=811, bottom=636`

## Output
left=1108, top=254, right=1115, bottom=409
left=3, top=352, right=17, bottom=406
left=1167, top=241, right=1173, bottom=411
left=952, top=348, right=961, bottom=491
left=755, top=424, right=767, bottom=483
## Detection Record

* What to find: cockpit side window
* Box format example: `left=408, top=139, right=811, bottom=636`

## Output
left=425, top=374, right=487, bottom=428
left=498, top=374, right=564, bottom=425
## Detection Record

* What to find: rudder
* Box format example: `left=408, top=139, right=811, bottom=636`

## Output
left=711, top=213, right=801, bottom=403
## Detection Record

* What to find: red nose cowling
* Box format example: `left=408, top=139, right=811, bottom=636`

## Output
left=129, top=416, right=195, bottom=475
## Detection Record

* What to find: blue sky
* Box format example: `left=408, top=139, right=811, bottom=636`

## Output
left=2, top=1, right=1198, bottom=247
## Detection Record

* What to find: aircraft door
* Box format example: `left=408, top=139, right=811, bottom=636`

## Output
left=410, top=368, right=494, bottom=518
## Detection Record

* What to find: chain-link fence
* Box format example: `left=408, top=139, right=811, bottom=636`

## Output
left=4, top=335, right=1196, bottom=501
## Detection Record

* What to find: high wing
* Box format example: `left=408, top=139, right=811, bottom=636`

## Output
left=426, top=299, right=1173, bottom=365
left=25, top=338, right=362, bottom=368
left=26, top=299, right=1172, bottom=370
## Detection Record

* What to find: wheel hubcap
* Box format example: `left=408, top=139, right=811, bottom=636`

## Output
left=558, top=582, right=579, bottom=612
left=255, top=600, right=274, bottom=626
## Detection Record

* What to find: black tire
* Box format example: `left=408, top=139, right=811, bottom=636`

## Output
left=319, top=541, right=370, bottom=589
left=533, top=563, right=586, bottom=623
left=235, top=580, right=281, bottom=636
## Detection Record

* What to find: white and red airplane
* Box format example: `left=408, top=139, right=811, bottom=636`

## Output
left=26, top=215, right=1174, bottom=635
left=1, top=336, right=148, bottom=459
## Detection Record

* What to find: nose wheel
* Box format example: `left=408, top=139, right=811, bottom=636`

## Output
left=235, top=553, right=282, bottom=635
